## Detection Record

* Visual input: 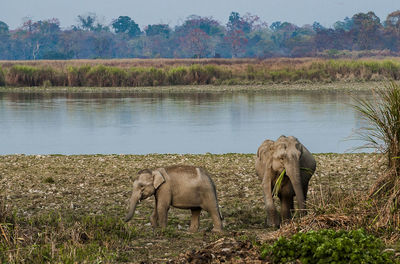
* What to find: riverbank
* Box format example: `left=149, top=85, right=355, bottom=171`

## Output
left=0, top=58, right=399, bottom=88
left=0, top=153, right=390, bottom=263
left=0, top=81, right=385, bottom=94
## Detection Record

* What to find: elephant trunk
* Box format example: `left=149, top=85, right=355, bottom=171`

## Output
left=286, top=158, right=306, bottom=210
left=125, top=193, right=140, bottom=222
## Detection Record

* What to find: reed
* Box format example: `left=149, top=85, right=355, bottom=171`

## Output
left=353, top=81, right=400, bottom=228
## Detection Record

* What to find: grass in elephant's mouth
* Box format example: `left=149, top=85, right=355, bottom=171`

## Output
left=0, top=153, right=387, bottom=262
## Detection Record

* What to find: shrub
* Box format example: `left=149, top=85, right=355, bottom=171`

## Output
left=261, top=229, right=395, bottom=263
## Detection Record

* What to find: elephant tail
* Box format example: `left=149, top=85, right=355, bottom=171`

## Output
left=218, top=206, right=224, bottom=220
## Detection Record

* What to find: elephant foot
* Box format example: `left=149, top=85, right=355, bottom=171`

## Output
left=211, top=227, right=223, bottom=233
left=188, top=226, right=199, bottom=233
left=265, top=218, right=280, bottom=229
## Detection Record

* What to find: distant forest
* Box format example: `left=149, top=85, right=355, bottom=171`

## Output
left=0, top=10, right=400, bottom=60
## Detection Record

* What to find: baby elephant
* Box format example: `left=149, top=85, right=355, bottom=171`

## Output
left=125, top=165, right=223, bottom=232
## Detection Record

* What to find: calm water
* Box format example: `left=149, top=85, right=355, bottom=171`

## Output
left=0, top=89, right=371, bottom=154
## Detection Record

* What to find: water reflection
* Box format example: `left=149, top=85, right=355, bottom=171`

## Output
left=0, top=90, right=372, bottom=154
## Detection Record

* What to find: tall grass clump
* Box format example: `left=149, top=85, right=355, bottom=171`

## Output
left=6, top=65, right=65, bottom=86
left=86, top=65, right=128, bottom=87
left=353, top=81, right=400, bottom=228
left=127, top=67, right=166, bottom=86
left=67, top=65, right=91, bottom=86
left=167, top=66, right=188, bottom=85
left=0, top=67, right=5, bottom=86
left=186, top=64, right=228, bottom=84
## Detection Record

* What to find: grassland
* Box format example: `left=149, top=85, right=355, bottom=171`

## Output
left=0, top=153, right=393, bottom=263
left=0, top=58, right=400, bottom=88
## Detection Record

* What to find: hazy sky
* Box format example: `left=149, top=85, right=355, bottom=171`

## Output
left=1, top=0, right=398, bottom=30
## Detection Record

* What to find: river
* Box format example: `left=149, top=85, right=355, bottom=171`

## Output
left=0, top=88, right=372, bottom=154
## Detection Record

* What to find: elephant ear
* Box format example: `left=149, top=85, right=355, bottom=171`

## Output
left=152, top=169, right=166, bottom=189
left=295, top=141, right=304, bottom=156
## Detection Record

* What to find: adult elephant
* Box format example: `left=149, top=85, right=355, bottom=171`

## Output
left=255, top=135, right=316, bottom=227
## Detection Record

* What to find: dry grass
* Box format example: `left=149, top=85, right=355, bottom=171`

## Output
left=0, top=153, right=388, bottom=262
left=1, top=58, right=400, bottom=88
left=0, top=58, right=321, bottom=70
left=0, top=57, right=399, bottom=70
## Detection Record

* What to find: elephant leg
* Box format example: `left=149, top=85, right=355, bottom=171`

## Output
left=206, top=207, right=223, bottom=232
left=201, top=199, right=223, bottom=232
left=156, top=200, right=170, bottom=229
left=189, top=208, right=201, bottom=232
left=280, top=195, right=294, bottom=221
left=262, top=178, right=280, bottom=227
left=302, top=180, right=310, bottom=201
left=150, top=199, right=158, bottom=228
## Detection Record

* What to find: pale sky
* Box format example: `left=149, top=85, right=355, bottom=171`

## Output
left=1, top=0, right=398, bottom=30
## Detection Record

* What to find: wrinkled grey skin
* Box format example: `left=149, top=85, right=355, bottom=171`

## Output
left=255, top=135, right=316, bottom=227
left=125, top=165, right=223, bottom=232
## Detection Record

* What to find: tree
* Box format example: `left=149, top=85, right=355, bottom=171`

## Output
left=174, top=16, right=224, bottom=57
left=384, top=10, right=400, bottom=51
left=76, top=13, right=109, bottom=32
left=112, top=16, right=141, bottom=37
left=93, top=32, right=114, bottom=58
left=180, top=28, right=211, bottom=58
left=77, top=14, right=95, bottom=31
left=0, top=21, right=10, bottom=59
left=175, top=15, right=224, bottom=37
left=312, top=22, right=325, bottom=32
left=0, top=21, right=9, bottom=35
left=385, top=10, right=400, bottom=27
left=143, top=24, right=172, bottom=57
left=145, top=24, right=171, bottom=37
left=227, top=12, right=251, bottom=33
left=333, top=17, right=354, bottom=31
left=270, top=21, right=283, bottom=32
left=351, top=11, right=383, bottom=50
left=13, top=18, right=61, bottom=60
left=225, top=29, right=248, bottom=57
left=270, top=22, right=297, bottom=54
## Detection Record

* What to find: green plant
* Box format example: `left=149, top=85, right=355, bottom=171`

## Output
left=261, top=229, right=396, bottom=263
left=272, top=169, right=285, bottom=197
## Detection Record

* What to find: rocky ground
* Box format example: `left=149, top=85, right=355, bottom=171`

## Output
left=0, top=153, right=386, bottom=263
